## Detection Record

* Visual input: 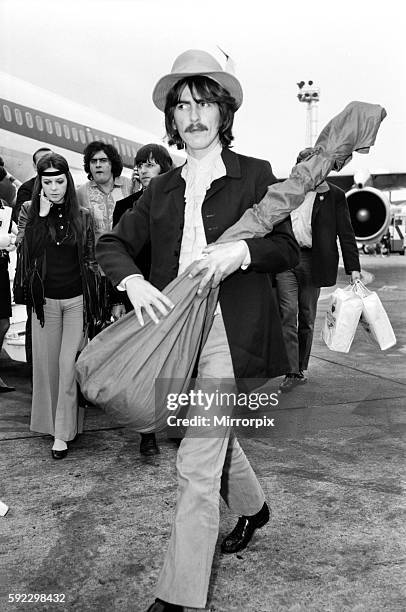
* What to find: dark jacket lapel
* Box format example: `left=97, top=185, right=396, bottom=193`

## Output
left=311, top=193, right=323, bottom=224
left=162, top=165, right=186, bottom=220
left=204, top=148, right=241, bottom=202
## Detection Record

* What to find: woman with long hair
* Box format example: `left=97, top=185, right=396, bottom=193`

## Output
left=24, top=153, right=100, bottom=459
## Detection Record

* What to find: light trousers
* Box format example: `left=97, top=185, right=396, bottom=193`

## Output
left=30, top=295, right=85, bottom=441
left=156, top=314, right=265, bottom=608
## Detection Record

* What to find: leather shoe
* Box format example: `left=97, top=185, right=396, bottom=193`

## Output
left=278, top=372, right=307, bottom=393
left=221, top=501, right=270, bottom=554
left=51, top=448, right=68, bottom=460
left=140, top=433, right=159, bottom=456
left=0, top=385, right=15, bottom=393
left=146, top=598, right=183, bottom=611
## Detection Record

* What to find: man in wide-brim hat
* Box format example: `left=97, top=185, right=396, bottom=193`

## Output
left=97, top=49, right=299, bottom=611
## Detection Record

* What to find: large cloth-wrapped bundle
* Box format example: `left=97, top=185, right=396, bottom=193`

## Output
left=76, top=268, right=218, bottom=432
left=76, top=101, right=386, bottom=431
left=219, top=101, right=386, bottom=242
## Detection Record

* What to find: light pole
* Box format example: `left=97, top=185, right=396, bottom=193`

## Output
left=297, top=80, right=320, bottom=147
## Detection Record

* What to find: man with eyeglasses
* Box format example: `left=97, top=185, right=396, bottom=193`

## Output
left=77, top=142, right=132, bottom=328
left=77, top=141, right=132, bottom=242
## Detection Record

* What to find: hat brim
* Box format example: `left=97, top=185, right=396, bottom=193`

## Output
left=152, top=70, right=243, bottom=112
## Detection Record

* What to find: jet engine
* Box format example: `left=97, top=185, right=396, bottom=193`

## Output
left=346, top=186, right=391, bottom=245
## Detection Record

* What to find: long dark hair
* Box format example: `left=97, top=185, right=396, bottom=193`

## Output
left=30, top=153, right=82, bottom=242
left=164, top=75, right=237, bottom=150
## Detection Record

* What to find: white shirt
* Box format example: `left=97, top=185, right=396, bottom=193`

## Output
left=290, top=191, right=317, bottom=247
left=178, top=142, right=226, bottom=274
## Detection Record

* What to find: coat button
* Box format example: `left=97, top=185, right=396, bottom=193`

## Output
left=320, top=195, right=324, bottom=201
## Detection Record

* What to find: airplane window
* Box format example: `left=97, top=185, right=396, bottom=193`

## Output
left=126, top=144, right=132, bottom=157
left=35, top=115, right=44, bottom=130
left=3, top=105, right=12, bottom=122
left=45, top=119, right=53, bottom=134
left=120, top=142, right=126, bottom=156
left=63, top=124, right=70, bottom=139
left=86, top=129, right=94, bottom=143
left=107, top=136, right=113, bottom=145
left=79, top=129, right=86, bottom=144
left=14, top=108, right=23, bottom=126
left=131, top=146, right=137, bottom=157
left=72, top=127, right=79, bottom=142
left=25, top=112, right=34, bottom=128
left=54, top=121, right=62, bottom=137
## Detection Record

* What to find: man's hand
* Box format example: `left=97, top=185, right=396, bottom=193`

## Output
left=124, top=276, right=174, bottom=326
left=188, top=241, right=248, bottom=295
left=131, top=168, right=141, bottom=193
left=350, top=270, right=362, bottom=284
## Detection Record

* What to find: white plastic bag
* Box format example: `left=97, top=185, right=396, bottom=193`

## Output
left=322, top=285, right=363, bottom=352
left=353, top=281, right=396, bottom=350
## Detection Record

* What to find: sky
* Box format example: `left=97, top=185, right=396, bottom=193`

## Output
left=1, top=0, right=405, bottom=177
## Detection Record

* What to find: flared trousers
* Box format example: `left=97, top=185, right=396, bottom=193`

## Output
left=156, top=313, right=265, bottom=608
left=30, top=295, right=85, bottom=441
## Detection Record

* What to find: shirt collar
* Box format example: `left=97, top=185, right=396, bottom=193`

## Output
left=183, top=142, right=223, bottom=172
left=315, top=180, right=330, bottom=193
left=89, top=176, right=124, bottom=190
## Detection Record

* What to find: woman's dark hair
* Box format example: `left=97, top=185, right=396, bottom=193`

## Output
left=83, top=141, right=123, bottom=180
left=165, top=75, right=237, bottom=150
left=30, top=153, right=82, bottom=242
left=134, top=144, right=174, bottom=174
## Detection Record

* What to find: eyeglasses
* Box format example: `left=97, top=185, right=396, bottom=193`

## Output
left=90, top=157, right=110, bottom=165
left=136, top=161, right=159, bottom=170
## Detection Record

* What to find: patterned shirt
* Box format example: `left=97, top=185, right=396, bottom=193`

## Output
left=76, top=176, right=132, bottom=242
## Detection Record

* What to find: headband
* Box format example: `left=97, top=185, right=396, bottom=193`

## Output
left=39, top=169, right=66, bottom=177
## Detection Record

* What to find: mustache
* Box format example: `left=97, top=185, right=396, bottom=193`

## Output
left=185, top=123, right=208, bottom=133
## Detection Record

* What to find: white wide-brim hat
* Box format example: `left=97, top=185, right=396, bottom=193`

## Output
left=152, top=49, right=243, bottom=112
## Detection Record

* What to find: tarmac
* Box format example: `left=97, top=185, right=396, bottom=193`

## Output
left=0, top=253, right=405, bottom=612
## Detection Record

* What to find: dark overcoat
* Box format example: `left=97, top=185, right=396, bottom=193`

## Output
left=310, top=183, right=360, bottom=287
left=96, top=148, right=300, bottom=381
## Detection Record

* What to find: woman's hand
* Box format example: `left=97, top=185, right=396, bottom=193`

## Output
left=125, top=276, right=175, bottom=326
left=111, top=304, right=127, bottom=321
left=39, top=192, right=53, bottom=217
